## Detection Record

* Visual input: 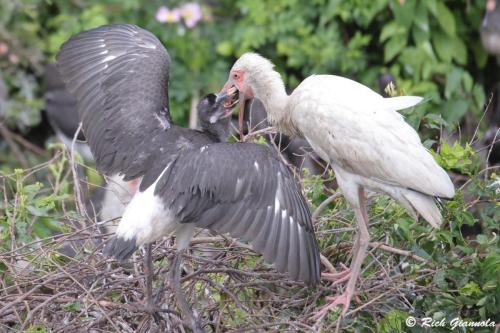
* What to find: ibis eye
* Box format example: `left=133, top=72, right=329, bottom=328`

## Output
left=232, top=72, right=240, bottom=80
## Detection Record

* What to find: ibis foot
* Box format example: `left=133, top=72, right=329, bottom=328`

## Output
left=321, top=264, right=351, bottom=286
left=313, top=291, right=353, bottom=321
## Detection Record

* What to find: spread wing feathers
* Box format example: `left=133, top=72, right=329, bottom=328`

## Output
left=155, top=143, right=320, bottom=285
left=56, top=24, right=173, bottom=181
left=291, top=75, right=455, bottom=199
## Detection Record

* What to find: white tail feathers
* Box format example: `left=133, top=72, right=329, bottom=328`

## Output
left=384, top=96, right=423, bottom=111
left=403, top=191, right=443, bottom=228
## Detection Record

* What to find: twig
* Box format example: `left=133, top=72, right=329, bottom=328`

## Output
left=19, top=291, right=75, bottom=331
left=320, top=254, right=337, bottom=274
left=312, top=192, right=342, bottom=223
left=8, top=129, right=46, bottom=155
left=70, top=122, right=86, bottom=217
left=0, top=123, right=29, bottom=168
left=369, top=242, right=427, bottom=263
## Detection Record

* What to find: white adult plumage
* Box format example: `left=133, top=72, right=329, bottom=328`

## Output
left=220, top=52, right=455, bottom=317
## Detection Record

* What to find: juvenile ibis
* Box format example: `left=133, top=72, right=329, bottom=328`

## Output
left=481, top=0, right=500, bottom=62
left=56, top=25, right=320, bottom=327
left=44, top=64, right=138, bottom=233
left=220, top=53, right=455, bottom=317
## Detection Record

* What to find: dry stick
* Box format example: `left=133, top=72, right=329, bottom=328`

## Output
left=347, top=270, right=437, bottom=317
left=459, top=165, right=500, bottom=190
left=314, top=192, right=343, bottom=274
left=48, top=257, right=122, bottom=332
left=18, top=291, right=76, bottom=331
left=0, top=272, right=68, bottom=313
left=242, top=126, right=276, bottom=141
left=5, top=182, right=30, bottom=324
left=227, top=321, right=314, bottom=333
left=369, top=242, right=427, bottom=263
left=0, top=222, right=108, bottom=257
left=312, top=192, right=342, bottom=223
left=475, top=137, right=500, bottom=153
left=70, top=122, right=87, bottom=217
left=0, top=284, right=42, bottom=317
left=320, top=254, right=338, bottom=275
left=485, top=127, right=500, bottom=180
left=197, top=277, right=248, bottom=312
left=0, top=123, right=29, bottom=168
left=8, top=129, right=46, bottom=155
left=470, top=92, right=494, bottom=146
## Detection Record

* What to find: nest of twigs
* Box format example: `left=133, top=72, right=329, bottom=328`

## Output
left=0, top=148, right=438, bottom=332
left=0, top=212, right=437, bottom=333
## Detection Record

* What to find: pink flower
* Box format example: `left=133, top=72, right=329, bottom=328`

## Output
left=156, top=6, right=181, bottom=23
left=0, top=43, right=8, bottom=55
left=180, top=2, right=203, bottom=28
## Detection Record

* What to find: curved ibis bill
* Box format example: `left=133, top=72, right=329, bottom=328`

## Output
left=55, top=24, right=320, bottom=286
left=220, top=52, right=455, bottom=317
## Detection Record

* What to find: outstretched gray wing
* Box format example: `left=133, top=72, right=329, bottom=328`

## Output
left=56, top=24, right=172, bottom=183
left=156, top=143, right=320, bottom=286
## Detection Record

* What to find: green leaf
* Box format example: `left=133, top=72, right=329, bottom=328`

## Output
left=432, top=32, right=453, bottom=63
left=25, top=325, right=48, bottom=333
left=472, top=40, right=488, bottom=68
left=481, top=252, right=500, bottom=276
left=379, top=309, right=408, bottom=333
left=392, top=0, right=416, bottom=28
left=216, top=41, right=233, bottom=56
left=384, top=35, right=407, bottom=62
left=380, top=21, right=405, bottom=42
left=459, top=281, right=482, bottom=297
left=433, top=2, right=456, bottom=36
left=476, top=234, right=488, bottom=245
left=476, top=296, right=488, bottom=306
left=63, top=301, right=81, bottom=313
left=442, top=99, right=468, bottom=125
left=451, top=37, right=467, bottom=65
left=445, top=67, right=463, bottom=99
left=472, top=84, right=486, bottom=108
left=462, top=72, right=473, bottom=92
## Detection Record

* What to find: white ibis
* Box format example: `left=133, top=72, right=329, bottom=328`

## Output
left=56, top=24, right=320, bottom=329
left=220, top=53, right=455, bottom=318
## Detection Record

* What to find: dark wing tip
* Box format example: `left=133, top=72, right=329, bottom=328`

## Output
left=304, top=231, right=321, bottom=286
left=103, top=236, right=137, bottom=261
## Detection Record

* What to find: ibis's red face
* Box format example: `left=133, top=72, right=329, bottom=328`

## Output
left=220, top=69, right=254, bottom=140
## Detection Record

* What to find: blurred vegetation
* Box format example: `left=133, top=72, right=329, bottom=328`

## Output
left=1, top=0, right=499, bottom=332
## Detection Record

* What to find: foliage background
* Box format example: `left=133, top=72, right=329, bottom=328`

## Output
left=0, top=0, right=499, bottom=332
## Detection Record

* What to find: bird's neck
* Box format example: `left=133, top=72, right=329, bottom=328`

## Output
left=254, top=71, right=299, bottom=137
left=201, top=122, right=230, bottom=143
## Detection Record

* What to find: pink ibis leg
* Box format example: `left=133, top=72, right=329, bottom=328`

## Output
left=321, top=208, right=366, bottom=284
left=314, top=187, right=370, bottom=320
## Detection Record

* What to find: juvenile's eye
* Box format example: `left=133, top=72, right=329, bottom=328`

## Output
left=232, top=72, right=240, bottom=80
